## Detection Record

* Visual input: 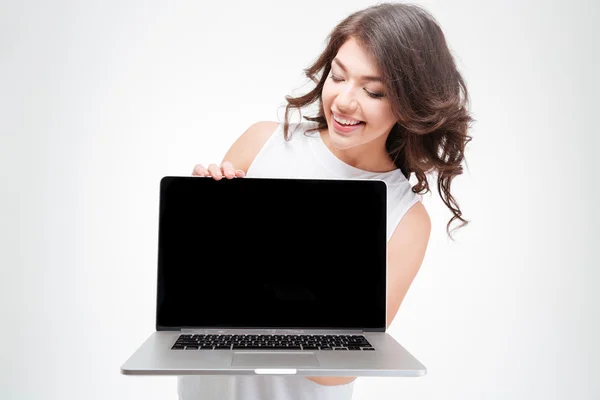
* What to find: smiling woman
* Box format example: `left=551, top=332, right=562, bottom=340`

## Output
left=184, top=2, right=473, bottom=400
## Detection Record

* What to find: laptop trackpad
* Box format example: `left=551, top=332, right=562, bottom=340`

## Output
left=232, top=352, right=320, bottom=368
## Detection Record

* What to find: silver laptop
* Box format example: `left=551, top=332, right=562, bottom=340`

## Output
left=120, top=176, right=426, bottom=377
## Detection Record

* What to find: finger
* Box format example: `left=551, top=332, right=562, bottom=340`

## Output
left=192, top=164, right=209, bottom=177
left=221, top=161, right=236, bottom=179
left=207, top=163, right=222, bottom=180
left=235, top=170, right=245, bottom=178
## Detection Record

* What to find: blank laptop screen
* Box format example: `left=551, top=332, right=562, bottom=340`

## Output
left=156, top=176, right=387, bottom=330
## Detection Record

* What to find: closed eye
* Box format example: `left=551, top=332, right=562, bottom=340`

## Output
left=364, top=89, right=385, bottom=99
left=329, top=74, right=385, bottom=99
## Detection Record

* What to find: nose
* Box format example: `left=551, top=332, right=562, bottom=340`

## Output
left=334, top=84, right=358, bottom=114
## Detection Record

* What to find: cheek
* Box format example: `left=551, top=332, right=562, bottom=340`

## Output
left=321, top=83, right=334, bottom=110
left=364, top=104, right=394, bottom=127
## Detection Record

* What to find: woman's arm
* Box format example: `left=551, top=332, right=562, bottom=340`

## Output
left=193, top=121, right=278, bottom=178
left=220, top=121, right=279, bottom=173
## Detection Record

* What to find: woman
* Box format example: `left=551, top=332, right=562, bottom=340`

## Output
left=181, top=2, right=473, bottom=399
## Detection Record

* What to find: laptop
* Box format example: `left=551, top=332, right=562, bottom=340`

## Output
left=120, top=176, right=426, bottom=377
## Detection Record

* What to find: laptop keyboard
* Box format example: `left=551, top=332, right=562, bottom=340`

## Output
left=172, top=334, right=375, bottom=351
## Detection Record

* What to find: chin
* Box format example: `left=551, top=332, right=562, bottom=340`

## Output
left=329, top=133, right=358, bottom=150
left=327, top=125, right=363, bottom=150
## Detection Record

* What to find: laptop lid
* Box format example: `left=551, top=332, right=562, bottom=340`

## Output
left=156, top=176, right=387, bottom=332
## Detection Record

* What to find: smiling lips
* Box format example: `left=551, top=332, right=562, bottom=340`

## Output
left=331, top=112, right=365, bottom=134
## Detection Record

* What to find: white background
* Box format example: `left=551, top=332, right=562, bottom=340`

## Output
left=1, top=0, right=599, bottom=399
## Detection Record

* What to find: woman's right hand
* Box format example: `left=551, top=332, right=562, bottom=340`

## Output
left=192, top=161, right=246, bottom=180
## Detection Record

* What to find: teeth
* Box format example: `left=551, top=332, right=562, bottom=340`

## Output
left=333, top=115, right=362, bottom=126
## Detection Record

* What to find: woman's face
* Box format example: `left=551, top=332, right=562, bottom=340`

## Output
left=321, top=37, right=397, bottom=152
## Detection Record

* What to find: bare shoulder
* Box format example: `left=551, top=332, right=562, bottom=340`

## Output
left=221, top=121, right=280, bottom=173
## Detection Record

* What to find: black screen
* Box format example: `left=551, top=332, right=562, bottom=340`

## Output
left=156, top=176, right=387, bottom=330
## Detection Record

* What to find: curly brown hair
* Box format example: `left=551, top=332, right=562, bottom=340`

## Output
left=282, top=3, right=474, bottom=239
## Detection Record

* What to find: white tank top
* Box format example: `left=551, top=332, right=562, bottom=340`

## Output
left=177, top=121, right=421, bottom=400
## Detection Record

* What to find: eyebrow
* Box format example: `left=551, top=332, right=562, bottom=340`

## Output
left=332, top=58, right=382, bottom=82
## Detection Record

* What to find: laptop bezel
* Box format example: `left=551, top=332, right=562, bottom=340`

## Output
left=154, top=176, right=388, bottom=333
